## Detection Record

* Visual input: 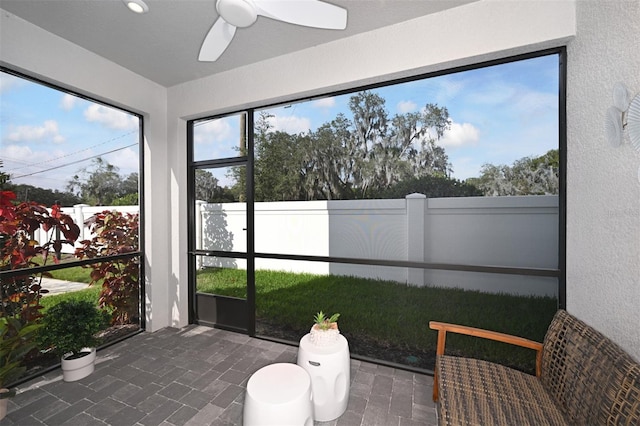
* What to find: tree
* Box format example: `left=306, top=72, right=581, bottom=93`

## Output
left=470, top=149, right=559, bottom=196
left=251, top=91, right=453, bottom=201
left=337, top=92, right=452, bottom=197
left=67, top=158, right=138, bottom=206
left=0, top=160, right=9, bottom=188
left=195, top=169, right=235, bottom=203
left=111, top=172, right=139, bottom=205
left=370, top=175, right=482, bottom=199
left=111, top=193, right=138, bottom=206
left=303, top=118, right=353, bottom=200
left=120, top=172, right=138, bottom=196
left=3, top=184, right=81, bottom=207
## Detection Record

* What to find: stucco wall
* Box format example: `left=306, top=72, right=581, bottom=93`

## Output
left=566, top=1, right=640, bottom=360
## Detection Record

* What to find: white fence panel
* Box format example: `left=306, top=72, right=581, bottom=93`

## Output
left=197, top=195, right=558, bottom=296
left=422, top=196, right=558, bottom=296
left=41, top=196, right=558, bottom=297
left=33, top=205, right=139, bottom=254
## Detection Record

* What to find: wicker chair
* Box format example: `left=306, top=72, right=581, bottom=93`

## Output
left=430, top=310, right=640, bottom=426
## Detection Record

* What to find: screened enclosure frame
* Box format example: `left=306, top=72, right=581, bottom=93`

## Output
left=0, top=66, right=147, bottom=332
left=187, top=47, right=567, bottom=341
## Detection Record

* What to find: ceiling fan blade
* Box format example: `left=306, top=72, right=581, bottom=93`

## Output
left=254, top=0, right=347, bottom=30
left=198, top=18, right=237, bottom=62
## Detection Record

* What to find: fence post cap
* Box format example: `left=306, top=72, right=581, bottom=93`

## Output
left=405, top=193, right=427, bottom=199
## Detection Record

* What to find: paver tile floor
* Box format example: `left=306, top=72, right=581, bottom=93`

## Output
left=5, top=325, right=437, bottom=426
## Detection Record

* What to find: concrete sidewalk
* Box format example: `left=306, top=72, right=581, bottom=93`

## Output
left=39, top=277, right=90, bottom=296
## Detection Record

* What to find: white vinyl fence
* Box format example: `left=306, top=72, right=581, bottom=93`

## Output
left=196, top=195, right=559, bottom=297
left=34, top=204, right=138, bottom=254
left=37, top=195, right=558, bottom=297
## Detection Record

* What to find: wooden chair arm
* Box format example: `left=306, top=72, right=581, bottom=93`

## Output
left=429, top=321, right=544, bottom=402
left=429, top=321, right=543, bottom=374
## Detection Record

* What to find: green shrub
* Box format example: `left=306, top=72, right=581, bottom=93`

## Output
left=38, top=300, right=109, bottom=357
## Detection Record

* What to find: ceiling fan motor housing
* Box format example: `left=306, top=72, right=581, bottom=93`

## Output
left=216, top=0, right=258, bottom=28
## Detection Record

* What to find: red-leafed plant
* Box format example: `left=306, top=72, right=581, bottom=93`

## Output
left=0, top=190, right=80, bottom=390
left=75, top=210, right=139, bottom=325
left=0, top=190, right=80, bottom=323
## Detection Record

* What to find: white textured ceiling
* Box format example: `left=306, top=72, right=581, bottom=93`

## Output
left=0, top=0, right=476, bottom=87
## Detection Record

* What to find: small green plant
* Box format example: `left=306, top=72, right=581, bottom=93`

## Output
left=38, top=300, right=109, bottom=358
left=0, top=317, right=41, bottom=395
left=313, top=311, right=340, bottom=330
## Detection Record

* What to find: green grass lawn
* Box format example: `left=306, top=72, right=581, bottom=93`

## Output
left=40, top=286, right=101, bottom=311
left=30, top=254, right=93, bottom=283
left=28, top=259, right=556, bottom=373
left=25, top=254, right=96, bottom=309
left=197, top=267, right=558, bottom=373
left=48, top=264, right=92, bottom=283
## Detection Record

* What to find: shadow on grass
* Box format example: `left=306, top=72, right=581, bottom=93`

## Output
left=197, top=268, right=558, bottom=374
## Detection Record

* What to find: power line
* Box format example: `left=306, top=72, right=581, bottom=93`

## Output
left=10, top=143, right=138, bottom=180
left=4, top=131, right=137, bottom=173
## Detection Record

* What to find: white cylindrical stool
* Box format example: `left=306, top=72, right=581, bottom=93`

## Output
left=297, top=334, right=350, bottom=422
left=243, top=363, right=313, bottom=426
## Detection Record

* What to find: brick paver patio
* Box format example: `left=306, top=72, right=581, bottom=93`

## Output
left=5, top=325, right=437, bottom=425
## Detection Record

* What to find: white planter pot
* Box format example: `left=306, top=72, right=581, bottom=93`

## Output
left=0, top=388, right=10, bottom=421
left=61, top=348, right=96, bottom=382
left=310, top=325, right=340, bottom=347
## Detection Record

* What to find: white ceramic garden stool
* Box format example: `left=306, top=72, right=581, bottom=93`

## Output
left=243, top=363, right=313, bottom=426
left=297, top=333, right=350, bottom=422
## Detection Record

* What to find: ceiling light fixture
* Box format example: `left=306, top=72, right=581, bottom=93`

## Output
left=123, top=0, right=149, bottom=14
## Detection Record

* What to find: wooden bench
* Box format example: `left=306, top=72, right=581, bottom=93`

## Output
left=430, top=310, right=640, bottom=425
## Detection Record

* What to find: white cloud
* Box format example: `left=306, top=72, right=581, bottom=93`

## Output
left=84, top=104, right=138, bottom=130
left=0, top=73, right=25, bottom=94
left=469, top=82, right=556, bottom=116
left=397, top=100, right=417, bottom=114
left=0, top=144, right=71, bottom=191
left=103, top=147, right=139, bottom=173
left=438, top=79, right=465, bottom=100
left=6, top=120, right=65, bottom=144
left=194, top=118, right=232, bottom=144
left=313, top=98, right=335, bottom=108
left=438, top=122, right=480, bottom=148
left=0, top=144, right=35, bottom=164
left=514, top=91, right=557, bottom=118
left=60, top=94, right=78, bottom=111
left=269, top=115, right=311, bottom=135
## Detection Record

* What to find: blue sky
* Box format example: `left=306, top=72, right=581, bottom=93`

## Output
left=2, top=53, right=558, bottom=192
left=1, top=72, right=140, bottom=192
left=194, top=54, right=559, bottom=185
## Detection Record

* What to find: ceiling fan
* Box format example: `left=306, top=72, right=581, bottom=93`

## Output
left=198, top=0, right=348, bottom=62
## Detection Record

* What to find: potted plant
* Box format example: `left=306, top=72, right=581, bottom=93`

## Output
left=0, top=317, right=41, bottom=420
left=38, top=300, right=109, bottom=382
left=310, top=311, right=340, bottom=346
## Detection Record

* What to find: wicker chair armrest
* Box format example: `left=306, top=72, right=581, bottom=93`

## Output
left=429, top=321, right=543, bottom=376
left=429, top=321, right=544, bottom=402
